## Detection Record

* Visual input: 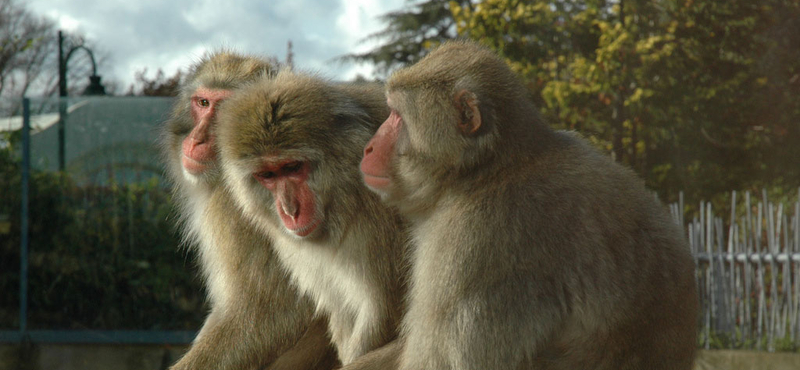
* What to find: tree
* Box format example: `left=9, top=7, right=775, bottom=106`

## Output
left=340, top=0, right=474, bottom=78
left=126, top=68, right=183, bottom=97
left=0, top=0, right=55, bottom=98
left=451, top=0, right=800, bottom=203
left=0, top=0, right=111, bottom=110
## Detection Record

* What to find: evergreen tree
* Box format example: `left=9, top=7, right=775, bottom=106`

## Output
left=341, top=0, right=473, bottom=78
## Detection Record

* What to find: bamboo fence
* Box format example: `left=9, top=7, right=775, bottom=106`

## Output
left=670, top=189, right=800, bottom=351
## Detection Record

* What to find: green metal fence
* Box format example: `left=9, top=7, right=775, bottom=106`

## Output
left=1, top=97, right=202, bottom=344
left=1, top=97, right=799, bottom=351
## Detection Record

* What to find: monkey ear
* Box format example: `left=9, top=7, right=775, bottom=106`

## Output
left=454, top=89, right=481, bottom=136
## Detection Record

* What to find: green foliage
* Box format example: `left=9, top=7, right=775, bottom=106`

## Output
left=449, top=0, right=800, bottom=205
left=0, top=134, right=205, bottom=330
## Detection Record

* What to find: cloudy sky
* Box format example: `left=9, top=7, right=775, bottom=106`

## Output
left=27, top=0, right=407, bottom=92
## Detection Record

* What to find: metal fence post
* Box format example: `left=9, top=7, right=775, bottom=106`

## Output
left=20, top=98, right=30, bottom=337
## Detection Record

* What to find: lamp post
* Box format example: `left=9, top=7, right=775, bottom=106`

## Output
left=57, top=30, right=105, bottom=171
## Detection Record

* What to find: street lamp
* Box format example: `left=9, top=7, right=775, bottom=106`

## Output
left=57, top=30, right=106, bottom=171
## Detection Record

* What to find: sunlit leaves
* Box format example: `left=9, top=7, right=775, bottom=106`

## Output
left=449, top=0, right=800, bottom=202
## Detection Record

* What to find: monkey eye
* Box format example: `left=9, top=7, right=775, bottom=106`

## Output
left=255, top=171, right=276, bottom=180
left=282, top=161, right=303, bottom=174
left=197, top=98, right=210, bottom=107
left=254, top=162, right=304, bottom=183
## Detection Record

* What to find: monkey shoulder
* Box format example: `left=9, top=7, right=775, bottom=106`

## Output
left=490, top=131, right=680, bottom=257
left=524, top=131, right=648, bottom=202
left=537, top=131, right=689, bottom=260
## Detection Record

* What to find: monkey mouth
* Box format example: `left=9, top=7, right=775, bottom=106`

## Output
left=276, top=198, right=319, bottom=238
left=182, top=155, right=210, bottom=174
left=284, top=217, right=320, bottom=237
left=362, top=174, right=391, bottom=190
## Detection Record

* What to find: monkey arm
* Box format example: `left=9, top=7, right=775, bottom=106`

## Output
left=171, top=192, right=335, bottom=370
left=337, top=339, right=403, bottom=370
left=170, top=308, right=266, bottom=370
left=169, top=311, right=261, bottom=369
left=266, top=316, right=340, bottom=370
left=172, top=296, right=337, bottom=370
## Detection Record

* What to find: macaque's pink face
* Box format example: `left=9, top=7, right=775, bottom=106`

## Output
left=361, top=103, right=402, bottom=195
left=181, top=87, right=232, bottom=174
left=253, top=160, right=319, bottom=237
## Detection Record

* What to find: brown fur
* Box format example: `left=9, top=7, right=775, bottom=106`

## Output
left=352, top=40, right=698, bottom=370
left=216, top=70, right=406, bottom=366
left=161, top=51, right=338, bottom=370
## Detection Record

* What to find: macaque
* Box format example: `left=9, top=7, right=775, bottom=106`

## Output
left=355, top=40, right=698, bottom=370
left=161, top=51, right=337, bottom=370
left=216, top=70, right=405, bottom=366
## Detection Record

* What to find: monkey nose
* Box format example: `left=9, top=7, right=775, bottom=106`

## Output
left=281, top=200, right=299, bottom=220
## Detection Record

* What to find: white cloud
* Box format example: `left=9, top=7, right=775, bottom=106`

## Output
left=337, top=0, right=389, bottom=52
left=40, top=10, right=81, bottom=32
left=25, top=0, right=406, bottom=90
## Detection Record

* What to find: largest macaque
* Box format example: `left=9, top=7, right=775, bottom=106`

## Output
left=216, top=70, right=406, bottom=366
left=355, top=40, right=698, bottom=370
left=161, top=52, right=337, bottom=370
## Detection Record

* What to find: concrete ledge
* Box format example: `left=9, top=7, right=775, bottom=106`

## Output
left=0, top=343, right=189, bottom=370
left=1, top=345, right=799, bottom=370
left=695, top=349, right=800, bottom=370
